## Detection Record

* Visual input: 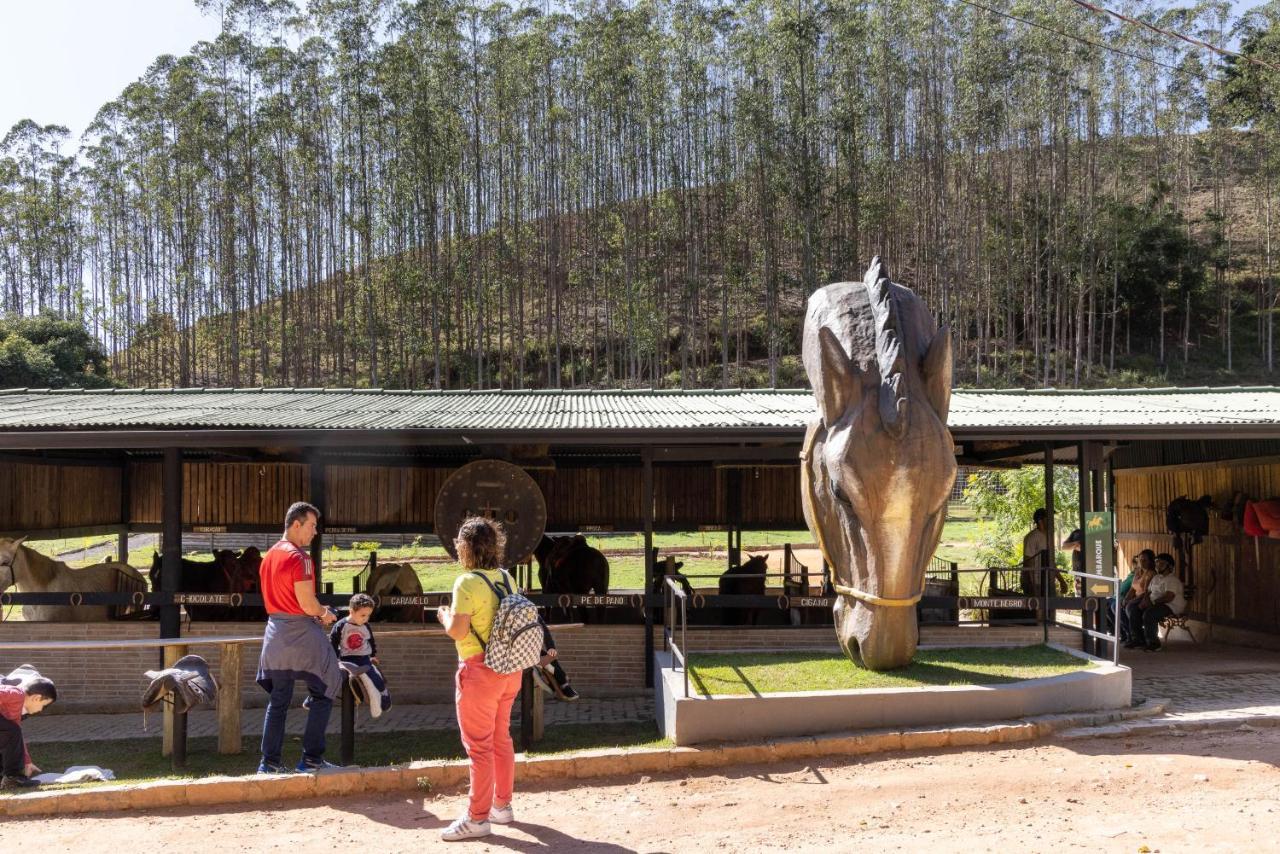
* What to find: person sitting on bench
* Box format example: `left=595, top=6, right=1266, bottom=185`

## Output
left=0, top=676, right=56, bottom=789
left=1124, top=552, right=1185, bottom=651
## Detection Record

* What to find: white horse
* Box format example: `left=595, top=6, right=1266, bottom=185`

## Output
left=0, top=536, right=147, bottom=622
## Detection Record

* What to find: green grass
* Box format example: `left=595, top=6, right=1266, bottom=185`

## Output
left=932, top=520, right=983, bottom=571
left=688, top=645, right=1092, bottom=696
left=9, top=721, right=667, bottom=793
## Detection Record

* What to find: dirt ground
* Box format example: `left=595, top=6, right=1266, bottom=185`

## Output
left=16, top=726, right=1280, bottom=852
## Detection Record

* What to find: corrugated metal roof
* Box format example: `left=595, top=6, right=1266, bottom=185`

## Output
left=0, top=388, right=814, bottom=431
left=0, top=386, right=1278, bottom=435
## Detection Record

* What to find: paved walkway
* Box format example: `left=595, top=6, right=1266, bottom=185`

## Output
left=1125, top=640, right=1280, bottom=723
left=22, top=639, right=1280, bottom=745
left=23, top=696, right=653, bottom=744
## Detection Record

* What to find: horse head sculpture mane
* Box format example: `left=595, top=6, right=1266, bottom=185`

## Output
left=801, top=257, right=956, bottom=670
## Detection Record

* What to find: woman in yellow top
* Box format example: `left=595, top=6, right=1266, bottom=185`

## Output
left=435, top=517, right=522, bottom=842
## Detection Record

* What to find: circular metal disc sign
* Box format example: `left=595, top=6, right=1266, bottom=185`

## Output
left=434, top=460, right=547, bottom=564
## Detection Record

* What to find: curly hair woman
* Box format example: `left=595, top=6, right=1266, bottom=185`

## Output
left=435, top=516, right=522, bottom=841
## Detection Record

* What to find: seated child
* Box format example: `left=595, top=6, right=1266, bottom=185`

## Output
left=530, top=624, right=579, bottom=702
left=330, top=593, right=392, bottom=717
left=0, top=676, right=57, bottom=789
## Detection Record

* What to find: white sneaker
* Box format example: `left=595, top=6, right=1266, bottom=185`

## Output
left=489, top=803, right=514, bottom=824
left=441, top=816, right=491, bottom=841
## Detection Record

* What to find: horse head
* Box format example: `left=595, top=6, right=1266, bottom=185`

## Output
left=0, top=536, right=28, bottom=592
left=802, top=258, right=956, bottom=670
left=236, top=547, right=263, bottom=594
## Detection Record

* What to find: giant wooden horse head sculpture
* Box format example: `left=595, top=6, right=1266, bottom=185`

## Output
left=801, top=258, right=955, bottom=670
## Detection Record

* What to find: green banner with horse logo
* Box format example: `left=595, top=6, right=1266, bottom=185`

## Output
left=1083, top=511, right=1114, bottom=595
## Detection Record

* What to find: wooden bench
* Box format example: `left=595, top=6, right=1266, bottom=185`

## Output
left=0, top=635, right=259, bottom=768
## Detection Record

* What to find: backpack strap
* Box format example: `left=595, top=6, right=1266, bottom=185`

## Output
left=466, top=570, right=516, bottom=650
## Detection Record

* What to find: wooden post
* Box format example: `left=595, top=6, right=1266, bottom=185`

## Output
left=1077, top=442, right=1092, bottom=655
left=949, top=561, right=959, bottom=623
left=519, top=670, right=534, bottom=751
left=217, top=642, right=242, bottom=755
left=531, top=679, right=545, bottom=742
left=161, top=642, right=188, bottom=758
left=160, top=447, right=183, bottom=658
left=118, top=459, right=130, bottom=564
left=341, top=678, right=356, bottom=765
left=1043, top=444, right=1055, bottom=642
left=643, top=447, right=655, bottom=689
left=310, top=460, right=325, bottom=590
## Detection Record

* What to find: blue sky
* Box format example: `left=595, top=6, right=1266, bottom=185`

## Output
left=0, top=0, right=219, bottom=144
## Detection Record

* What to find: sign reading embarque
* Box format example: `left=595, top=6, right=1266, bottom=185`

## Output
left=1083, top=511, right=1115, bottom=595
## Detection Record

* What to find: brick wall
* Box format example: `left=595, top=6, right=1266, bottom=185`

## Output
left=1, top=621, right=1083, bottom=714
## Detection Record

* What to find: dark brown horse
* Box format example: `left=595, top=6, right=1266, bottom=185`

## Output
left=718, top=554, right=768, bottom=625
left=150, top=548, right=264, bottom=621
left=534, top=535, right=610, bottom=595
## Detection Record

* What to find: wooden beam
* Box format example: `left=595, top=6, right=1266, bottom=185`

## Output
left=0, top=524, right=127, bottom=541
left=160, top=447, right=182, bottom=642
left=643, top=446, right=655, bottom=689
left=310, top=458, right=326, bottom=588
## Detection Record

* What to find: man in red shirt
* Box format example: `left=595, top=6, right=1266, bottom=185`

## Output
left=0, top=676, right=56, bottom=789
left=255, top=501, right=342, bottom=774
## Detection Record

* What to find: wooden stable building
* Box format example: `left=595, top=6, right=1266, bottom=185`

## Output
left=4, top=386, right=1280, bottom=711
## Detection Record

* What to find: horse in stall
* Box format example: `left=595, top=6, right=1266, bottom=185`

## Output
left=801, top=258, right=956, bottom=669
left=364, top=562, right=425, bottom=622
left=534, top=535, right=610, bottom=622
left=0, top=536, right=147, bottom=622
left=149, top=547, right=265, bottom=621
left=718, top=554, right=768, bottom=626
left=534, top=535, right=610, bottom=595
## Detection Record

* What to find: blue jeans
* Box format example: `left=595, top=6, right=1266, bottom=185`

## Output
left=260, top=678, right=332, bottom=765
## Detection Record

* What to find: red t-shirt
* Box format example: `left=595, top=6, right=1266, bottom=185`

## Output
left=0, top=685, right=32, bottom=767
left=259, top=539, right=314, bottom=615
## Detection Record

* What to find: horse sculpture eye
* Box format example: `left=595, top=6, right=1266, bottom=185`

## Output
left=829, top=479, right=853, bottom=507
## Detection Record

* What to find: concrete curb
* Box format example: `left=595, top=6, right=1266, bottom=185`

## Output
left=1055, top=705, right=1280, bottom=739
left=0, top=700, right=1167, bottom=818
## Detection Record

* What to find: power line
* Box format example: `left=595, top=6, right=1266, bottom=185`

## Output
left=1065, top=0, right=1280, bottom=74
left=952, top=0, right=1224, bottom=84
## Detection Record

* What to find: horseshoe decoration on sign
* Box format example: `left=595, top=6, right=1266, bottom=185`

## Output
left=434, top=459, right=548, bottom=565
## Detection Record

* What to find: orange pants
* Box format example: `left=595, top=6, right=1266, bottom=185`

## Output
left=455, top=654, right=522, bottom=821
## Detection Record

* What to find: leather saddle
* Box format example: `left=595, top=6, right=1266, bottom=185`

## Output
left=141, top=654, right=219, bottom=714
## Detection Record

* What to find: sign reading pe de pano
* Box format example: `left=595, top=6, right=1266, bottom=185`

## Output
left=1083, top=511, right=1114, bottom=595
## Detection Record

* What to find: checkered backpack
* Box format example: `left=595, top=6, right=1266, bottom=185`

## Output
left=468, top=570, right=545, bottom=674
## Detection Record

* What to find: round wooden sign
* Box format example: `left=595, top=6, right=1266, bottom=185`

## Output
left=434, top=459, right=547, bottom=564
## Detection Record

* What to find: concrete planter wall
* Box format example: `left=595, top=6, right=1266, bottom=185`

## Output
left=655, top=644, right=1131, bottom=746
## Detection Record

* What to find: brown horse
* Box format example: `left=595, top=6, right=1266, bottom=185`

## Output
left=149, top=548, right=263, bottom=621
left=365, top=561, right=425, bottom=622
left=534, top=535, right=610, bottom=595
left=0, top=536, right=146, bottom=622
left=718, top=554, right=768, bottom=626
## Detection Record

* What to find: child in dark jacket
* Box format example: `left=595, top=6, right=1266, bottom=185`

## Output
left=0, top=676, right=57, bottom=789
left=330, top=593, right=392, bottom=717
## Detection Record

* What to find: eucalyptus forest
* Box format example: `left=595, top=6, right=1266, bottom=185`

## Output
left=1, top=0, right=1278, bottom=391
